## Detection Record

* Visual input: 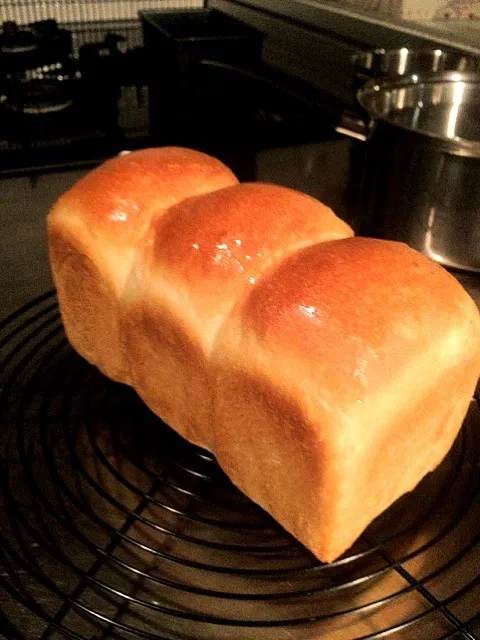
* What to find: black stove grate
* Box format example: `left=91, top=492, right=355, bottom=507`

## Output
left=1, top=291, right=480, bottom=639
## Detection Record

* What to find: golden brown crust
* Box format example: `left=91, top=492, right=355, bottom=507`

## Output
left=48, top=147, right=238, bottom=383
left=211, top=237, right=480, bottom=561
left=122, top=182, right=353, bottom=447
left=50, top=147, right=239, bottom=250
left=150, top=182, right=352, bottom=290
left=239, top=237, right=479, bottom=404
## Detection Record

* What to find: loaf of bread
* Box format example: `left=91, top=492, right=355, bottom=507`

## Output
left=48, top=147, right=480, bottom=562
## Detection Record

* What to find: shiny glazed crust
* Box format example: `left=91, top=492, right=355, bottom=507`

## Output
left=47, top=147, right=238, bottom=382
left=122, top=182, right=353, bottom=446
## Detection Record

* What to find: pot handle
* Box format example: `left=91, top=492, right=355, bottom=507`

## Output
left=197, top=59, right=372, bottom=142
left=334, top=109, right=369, bottom=142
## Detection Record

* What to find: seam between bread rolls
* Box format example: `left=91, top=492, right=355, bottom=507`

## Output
left=119, top=181, right=354, bottom=447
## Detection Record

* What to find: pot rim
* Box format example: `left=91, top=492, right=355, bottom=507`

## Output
left=357, top=71, right=480, bottom=157
left=352, top=47, right=480, bottom=69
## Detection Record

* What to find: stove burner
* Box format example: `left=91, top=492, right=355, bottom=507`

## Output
left=0, top=19, right=76, bottom=116
left=0, top=96, right=74, bottom=114
left=0, top=78, right=75, bottom=114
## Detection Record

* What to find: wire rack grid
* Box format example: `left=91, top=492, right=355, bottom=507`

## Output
left=0, top=291, right=480, bottom=639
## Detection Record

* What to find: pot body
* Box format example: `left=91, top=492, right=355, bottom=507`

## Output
left=356, top=73, right=480, bottom=273
left=360, top=124, right=480, bottom=272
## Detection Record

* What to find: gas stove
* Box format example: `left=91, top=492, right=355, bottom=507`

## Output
left=0, top=11, right=345, bottom=177
left=0, top=20, right=150, bottom=174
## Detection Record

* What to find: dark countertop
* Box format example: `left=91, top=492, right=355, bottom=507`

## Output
left=1, top=137, right=478, bottom=321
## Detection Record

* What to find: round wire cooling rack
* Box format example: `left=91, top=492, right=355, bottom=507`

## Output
left=1, top=292, right=480, bottom=640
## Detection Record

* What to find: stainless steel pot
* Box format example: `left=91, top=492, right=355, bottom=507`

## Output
left=352, top=72, right=480, bottom=273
